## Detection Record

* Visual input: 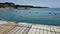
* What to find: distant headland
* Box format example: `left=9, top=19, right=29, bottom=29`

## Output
left=0, top=2, right=48, bottom=9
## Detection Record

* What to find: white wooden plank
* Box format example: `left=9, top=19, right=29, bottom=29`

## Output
left=23, top=28, right=29, bottom=34
left=7, top=27, right=17, bottom=34
left=48, top=31, right=51, bottom=34
left=15, top=27, right=24, bottom=34
left=10, top=27, right=21, bottom=34
left=28, top=28, right=33, bottom=34
left=44, top=30, right=47, bottom=34
left=50, top=27, right=55, bottom=31
left=54, top=28, right=58, bottom=32
left=36, top=29, right=39, bottom=34
left=51, top=32, right=55, bottom=34
left=56, top=33, right=60, bottom=34
left=31, top=29, right=36, bottom=34
left=40, top=30, right=43, bottom=34
left=59, top=29, right=60, bottom=32
left=19, top=27, right=27, bottom=34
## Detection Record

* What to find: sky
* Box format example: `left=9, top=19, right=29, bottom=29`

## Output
left=0, top=0, right=60, bottom=8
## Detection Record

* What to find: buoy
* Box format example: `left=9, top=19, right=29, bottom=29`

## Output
left=49, top=12, right=51, bottom=14
left=29, top=12, right=31, bottom=13
left=55, top=14, right=56, bottom=15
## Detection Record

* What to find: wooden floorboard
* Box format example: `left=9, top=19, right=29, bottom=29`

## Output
left=0, top=22, right=60, bottom=34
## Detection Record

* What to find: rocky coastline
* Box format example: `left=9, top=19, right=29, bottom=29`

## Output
left=0, top=2, right=48, bottom=10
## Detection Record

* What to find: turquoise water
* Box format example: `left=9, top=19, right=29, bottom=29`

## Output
left=0, top=8, right=60, bottom=26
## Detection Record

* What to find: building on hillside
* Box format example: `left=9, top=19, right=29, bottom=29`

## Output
left=0, top=2, right=15, bottom=9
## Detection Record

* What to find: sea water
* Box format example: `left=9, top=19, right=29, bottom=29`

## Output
left=0, top=8, right=60, bottom=26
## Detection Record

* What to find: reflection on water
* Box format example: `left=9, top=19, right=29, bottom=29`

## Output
left=0, top=8, right=60, bottom=26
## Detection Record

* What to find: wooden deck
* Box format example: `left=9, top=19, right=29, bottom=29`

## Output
left=0, top=21, right=60, bottom=34
left=28, top=24, right=60, bottom=34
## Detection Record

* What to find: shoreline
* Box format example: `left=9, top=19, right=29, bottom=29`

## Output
left=0, top=20, right=60, bottom=27
left=0, top=8, right=14, bottom=10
